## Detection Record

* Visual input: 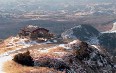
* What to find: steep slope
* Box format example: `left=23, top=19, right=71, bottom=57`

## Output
left=61, top=24, right=100, bottom=44
left=98, top=33, right=116, bottom=55
left=100, top=22, right=116, bottom=55
left=62, top=24, right=116, bottom=56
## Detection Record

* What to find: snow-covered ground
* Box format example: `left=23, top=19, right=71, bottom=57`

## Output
left=3, top=36, right=55, bottom=51
left=38, top=48, right=50, bottom=53
left=0, top=55, right=12, bottom=73
left=6, top=37, right=38, bottom=47
left=0, top=46, right=27, bottom=73
left=59, top=44, right=71, bottom=50
left=102, top=30, right=116, bottom=33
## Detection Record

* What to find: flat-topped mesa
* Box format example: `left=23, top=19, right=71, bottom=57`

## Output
left=18, top=25, right=54, bottom=40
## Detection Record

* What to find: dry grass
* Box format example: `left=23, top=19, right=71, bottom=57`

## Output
left=0, top=42, right=13, bottom=54
left=0, top=43, right=5, bottom=48
left=30, top=46, right=71, bottom=60
left=3, top=60, right=63, bottom=73
left=2, top=43, right=69, bottom=73
left=0, top=42, right=57, bottom=55
left=0, top=42, right=17, bottom=54
left=49, top=47, right=67, bottom=52
left=28, top=44, right=57, bottom=50
left=0, top=47, right=13, bottom=54
left=0, top=37, right=17, bottom=54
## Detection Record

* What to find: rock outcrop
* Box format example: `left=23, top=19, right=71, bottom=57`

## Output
left=62, top=24, right=116, bottom=56
left=13, top=51, right=34, bottom=66
left=13, top=40, right=115, bottom=73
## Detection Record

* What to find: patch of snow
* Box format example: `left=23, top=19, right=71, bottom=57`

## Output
left=59, top=44, right=66, bottom=47
left=56, top=58, right=63, bottom=61
left=22, top=45, right=31, bottom=48
left=27, top=41, right=38, bottom=45
left=16, top=38, right=38, bottom=45
left=54, top=52, right=66, bottom=55
left=66, top=40, right=82, bottom=50
left=69, top=40, right=78, bottom=45
left=59, top=40, right=82, bottom=50
left=6, top=37, right=40, bottom=49
left=61, top=28, right=77, bottom=40
left=0, top=53, right=9, bottom=57
left=27, top=25, right=38, bottom=28
left=102, top=30, right=116, bottom=33
left=91, top=45, right=101, bottom=52
left=0, top=36, right=57, bottom=73
left=45, top=41, right=52, bottom=44
left=0, top=47, right=23, bottom=58
left=38, top=48, right=49, bottom=53
left=71, top=25, right=82, bottom=29
left=59, top=44, right=71, bottom=50
left=53, top=40, right=57, bottom=43
left=0, top=56, right=12, bottom=73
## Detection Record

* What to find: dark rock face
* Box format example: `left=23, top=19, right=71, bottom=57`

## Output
left=72, top=25, right=100, bottom=41
left=62, top=24, right=116, bottom=56
left=62, top=24, right=100, bottom=42
left=64, top=40, right=116, bottom=73
left=13, top=51, right=34, bottom=66
left=98, top=33, right=116, bottom=55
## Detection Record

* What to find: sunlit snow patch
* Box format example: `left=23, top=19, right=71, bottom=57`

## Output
left=0, top=56, right=12, bottom=73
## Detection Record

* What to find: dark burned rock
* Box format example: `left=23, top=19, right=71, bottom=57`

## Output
left=13, top=51, right=34, bottom=66
left=34, top=57, right=70, bottom=71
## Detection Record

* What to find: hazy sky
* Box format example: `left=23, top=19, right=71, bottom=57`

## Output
left=0, top=0, right=115, bottom=8
left=0, top=0, right=114, bottom=3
